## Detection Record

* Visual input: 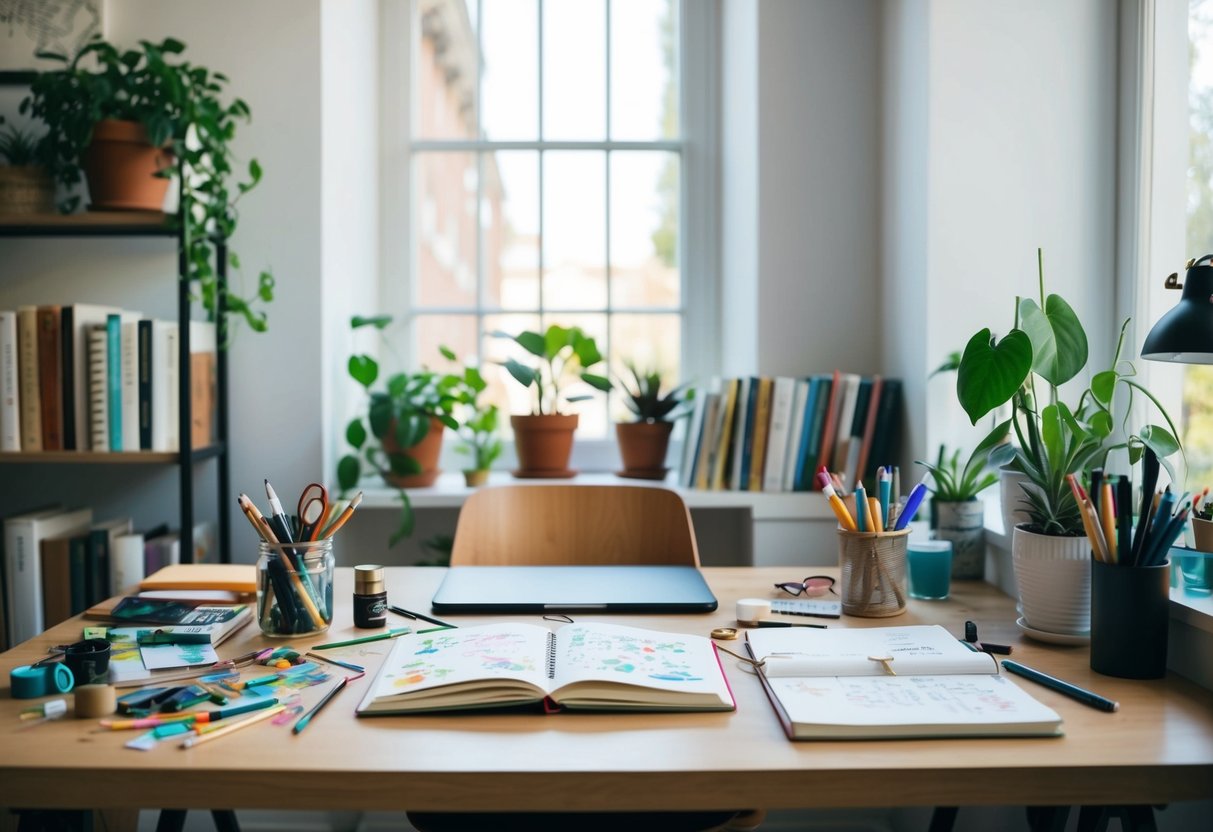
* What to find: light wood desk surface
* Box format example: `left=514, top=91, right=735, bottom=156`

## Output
left=1, top=567, right=1212, bottom=813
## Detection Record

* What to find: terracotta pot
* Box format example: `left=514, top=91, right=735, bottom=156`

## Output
left=511, top=413, right=578, bottom=478
left=0, top=166, right=54, bottom=215
left=615, top=421, right=674, bottom=480
left=380, top=416, right=444, bottom=488
left=82, top=119, right=174, bottom=211
left=463, top=469, right=490, bottom=487
left=1193, top=517, right=1213, bottom=553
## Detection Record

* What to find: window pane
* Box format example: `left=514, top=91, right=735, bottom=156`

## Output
left=482, top=0, right=538, bottom=140
left=488, top=151, right=540, bottom=310
left=610, top=151, right=680, bottom=308
left=543, top=0, right=606, bottom=140
left=611, top=0, right=679, bottom=140
left=543, top=151, right=607, bottom=309
left=1187, top=2, right=1213, bottom=487
left=414, top=152, right=478, bottom=307
left=414, top=0, right=478, bottom=139
left=415, top=314, right=479, bottom=374
left=610, top=313, right=681, bottom=422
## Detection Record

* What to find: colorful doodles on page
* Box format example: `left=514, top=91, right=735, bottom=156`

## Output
left=380, top=629, right=540, bottom=690
left=563, top=626, right=704, bottom=682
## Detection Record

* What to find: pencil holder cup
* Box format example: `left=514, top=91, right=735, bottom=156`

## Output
left=1090, top=559, right=1169, bottom=679
left=837, top=528, right=909, bottom=617
left=257, top=539, right=335, bottom=638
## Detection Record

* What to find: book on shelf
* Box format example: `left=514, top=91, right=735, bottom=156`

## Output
left=863, top=378, right=902, bottom=487
left=747, top=378, right=773, bottom=491
left=16, top=306, right=42, bottom=451
left=36, top=306, right=63, bottom=451
left=762, top=376, right=799, bottom=492
left=794, top=374, right=831, bottom=490
left=692, top=390, right=722, bottom=491
left=679, top=387, right=708, bottom=487
left=0, top=310, right=19, bottom=451
left=120, top=318, right=140, bottom=452
left=86, top=323, right=109, bottom=451
left=357, top=622, right=735, bottom=716
left=3, top=506, right=93, bottom=644
left=737, top=377, right=759, bottom=490
left=189, top=320, right=216, bottom=448
left=39, top=529, right=89, bottom=627
left=854, top=376, right=884, bottom=490
left=710, top=378, right=740, bottom=491
left=60, top=303, right=124, bottom=451
left=746, top=625, right=1063, bottom=740
left=780, top=378, right=811, bottom=492
left=728, top=377, right=752, bottom=491
left=105, top=313, right=122, bottom=450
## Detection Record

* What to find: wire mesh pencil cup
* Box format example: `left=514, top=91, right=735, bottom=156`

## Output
left=257, top=539, right=334, bottom=637
left=837, top=528, right=909, bottom=617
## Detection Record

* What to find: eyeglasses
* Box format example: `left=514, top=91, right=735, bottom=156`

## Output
left=773, top=575, right=837, bottom=597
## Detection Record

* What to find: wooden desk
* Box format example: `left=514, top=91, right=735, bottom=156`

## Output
left=2, top=568, right=1212, bottom=815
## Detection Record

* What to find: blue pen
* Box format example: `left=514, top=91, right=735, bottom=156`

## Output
left=854, top=483, right=868, bottom=533
left=893, top=482, right=929, bottom=531
left=878, top=468, right=891, bottom=530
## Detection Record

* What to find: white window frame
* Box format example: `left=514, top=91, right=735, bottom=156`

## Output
left=378, top=0, right=719, bottom=474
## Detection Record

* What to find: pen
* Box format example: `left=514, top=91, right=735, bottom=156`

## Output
left=1001, top=660, right=1119, bottom=712
left=389, top=605, right=458, bottom=630
left=306, top=652, right=366, bottom=673
left=893, top=482, right=928, bottom=531
left=878, top=467, right=891, bottom=530
left=1116, top=475, right=1132, bottom=562
left=754, top=621, right=827, bottom=629
left=853, top=483, right=868, bottom=534
left=311, top=627, right=412, bottom=650
left=320, top=491, right=363, bottom=539
left=293, top=676, right=352, bottom=735
left=181, top=704, right=286, bottom=748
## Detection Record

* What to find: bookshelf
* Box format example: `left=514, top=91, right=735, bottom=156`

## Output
left=0, top=211, right=230, bottom=564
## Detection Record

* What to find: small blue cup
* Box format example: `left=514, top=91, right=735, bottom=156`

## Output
left=907, top=540, right=952, bottom=600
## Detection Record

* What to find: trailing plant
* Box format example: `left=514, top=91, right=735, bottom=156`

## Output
left=956, top=250, right=1181, bottom=536
left=19, top=37, right=273, bottom=332
left=617, top=363, right=694, bottom=423
left=917, top=437, right=1015, bottom=503
left=492, top=324, right=612, bottom=414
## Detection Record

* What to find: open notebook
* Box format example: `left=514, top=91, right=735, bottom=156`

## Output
left=747, top=624, right=1063, bottom=740
left=357, top=622, right=735, bottom=715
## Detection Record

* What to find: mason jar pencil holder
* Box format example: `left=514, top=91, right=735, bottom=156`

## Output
left=257, top=538, right=335, bottom=637
left=838, top=527, right=909, bottom=617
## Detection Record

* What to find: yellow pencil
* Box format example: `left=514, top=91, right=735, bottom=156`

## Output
left=868, top=497, right=883, bottom=535
left=1100, top=482, right=1117, bottom=562
left=822, top=484, right=857, bottom=532
left=180, top=704, right=285, bottom=748
left=320, top=491, right=363, bottom=539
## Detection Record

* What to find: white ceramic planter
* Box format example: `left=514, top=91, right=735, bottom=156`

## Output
left=1011, top=526, right=1091, bottom=635
left=935, top=500, right=986, bottom=579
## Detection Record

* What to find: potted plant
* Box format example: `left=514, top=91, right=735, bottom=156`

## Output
left=492, top=324, right=612, bottom=477
left=615, top=364, right=694, bottom=480
left=337, top=315, right=464, bottom=546
left=956, top=250, right=1180, bottom=637
left=0, top=120, right=54, bottom=215
left=453, top=366, right=502, bottom=487
left=19, top=37, right=273, bottom=332
left=916, top=437, right=1014, bottom=579
left=1192, top=501, right=1213, bottom=552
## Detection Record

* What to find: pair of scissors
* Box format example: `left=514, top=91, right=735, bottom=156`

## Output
left=297, top=483, right=331, bottom=542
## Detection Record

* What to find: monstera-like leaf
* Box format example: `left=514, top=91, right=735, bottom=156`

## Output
left=1018, top=295, right=1088, bottom=387
left=957, top=328, right=1033, bottom=424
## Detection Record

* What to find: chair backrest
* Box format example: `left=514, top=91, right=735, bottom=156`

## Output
left=449, top=484, right=700, bottom=567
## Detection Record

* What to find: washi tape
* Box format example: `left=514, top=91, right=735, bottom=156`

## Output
left=736, top=598, right=772, bottom=625
left=10, top=663, right=74, bottom=699
left=74, top=684, right=118, bottom=718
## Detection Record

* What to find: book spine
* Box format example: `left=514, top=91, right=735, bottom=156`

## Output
left=59, top=306, right=76, bottom=450
left=40, top=536, right=73, bottom=629
left=16, top=306, right=42, bottom=451
left=87, top=325, right=109, bottom=452
left=762, top=377, right=798, bottom=492
left=728, top=378, right=751, bottom=492
left=738, top=378, right=760, bottom=491
left=4, top=519, right=42, bottom=644
left=0, top=311, right=20, bottom=452
left=710, top=379, right=739, bottom=491
left=782, top=379, right=810, bottom=492
left=87, top=528, right=112, bottom=605
left=679, top=392, right=707, bottom=488
left=814, top=370, right=843, bottom=479
left=111, top=533, right=145, bottom=595
left=856, top=376, right=884, bottom=488
left=137, top=320, right=153, bottom=450
left=36, top=306, right=63, bottom=451
left=120, top=320, right=139, bottom=453
left=748, top=378, right=773, bottom=492
left=106, top=314, right=121, bottom=451
left=693, top=393, right=721, bottom=491
left=164, top=324, right=180, bottom=452
left=69, top=535, right=89, bottom=615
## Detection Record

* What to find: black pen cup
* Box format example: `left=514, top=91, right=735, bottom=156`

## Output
left=257, top=539, right=335, bottom=638
left=1090, top=559, right=1169, bottom=679
left=63, top=638, right=112, bottom=686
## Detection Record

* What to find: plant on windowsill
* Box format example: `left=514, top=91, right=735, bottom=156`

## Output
left=337, top=315, right=465, bottom=547
left=492, top=324, right=612, bottom=478
left=0, top=120, right=55, bottom=215
left=615, top=363, right=694, bottom=480
left=19, top=37, right=273, bottom=332
left=955, top=250, right=1181, bottom=636
left=452, top=364, right=502, bottom=488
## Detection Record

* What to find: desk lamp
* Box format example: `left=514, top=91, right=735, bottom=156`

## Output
left=1142, top=255, right=1213, bottom=362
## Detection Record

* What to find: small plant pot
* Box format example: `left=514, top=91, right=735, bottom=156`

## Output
left=0, top=165, right=54, bottom=215
left=1192, top=517, right=1213, bottom=553
left=82, top=119, right=174, bottom=211
left=935, top=500, right=986, bottom=579
left=615, top=421, right=674, bottom=480
left=511, top=413, right=578, bottom=478
left=463, top=469, right=490, bottom=487
left=1011, top=526, right=1091, bottom=637
left=380, top=417, right=445, bottom=488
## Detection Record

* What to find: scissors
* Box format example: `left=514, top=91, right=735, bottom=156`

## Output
left=297, top=483, right=331, bottom=542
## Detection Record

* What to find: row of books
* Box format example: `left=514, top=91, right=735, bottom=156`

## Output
left=679, top=373, right=902, bottom=493
left=0, top=305, right=216, bottom=453
left=0, top=504, right=215, bottom=648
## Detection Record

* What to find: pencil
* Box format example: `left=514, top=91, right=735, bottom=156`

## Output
left=180, top=704, right=286, bottom=748
left=320, top=492, right=363, bottom=539
left=389, top=606, right=458, bottom=629
left=311, top=626, right=412, bottom=650
left=1100, top=481, right=1117, bottom=563
left=293, top=676, right=350, bottom=734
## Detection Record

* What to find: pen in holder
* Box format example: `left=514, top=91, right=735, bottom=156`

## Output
left=257, top=538, right=334, bottom=637
left=837, top=527, right=909, bottom=617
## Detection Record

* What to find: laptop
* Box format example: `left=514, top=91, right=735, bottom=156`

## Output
left=430, top=565, right=719, bottom=614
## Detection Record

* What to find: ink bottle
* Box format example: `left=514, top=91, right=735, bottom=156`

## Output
left=353, top=564, right=388, bottom=628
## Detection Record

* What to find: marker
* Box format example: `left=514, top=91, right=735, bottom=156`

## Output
left=893, top=482, right=929, bottom=531
left=293, top=676, right=351, bottom=735
left=311, top=627, right=412, bottom=650
left=388, top=605, right=458, bottom=630
left=754, top=621, right=827, bottom=629
left=1001, top=660, right=1119, bottom=712
left=306, top=652, right=366, bottom=674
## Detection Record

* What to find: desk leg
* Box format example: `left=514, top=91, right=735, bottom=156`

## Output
left=1025, top=806, right=1070, bottom=832
left=154, top=810, right=186, bottom=832
left=1077, top=805, right=1157, bottom=832
left=927, top=806, right=958, bottom=832
left=13, top=811, right=92, bottom=832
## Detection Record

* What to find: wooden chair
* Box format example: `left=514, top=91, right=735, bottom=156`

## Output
left=449, top=484, right=701, bottom=567
left=412, top=484, right=763, bottom=832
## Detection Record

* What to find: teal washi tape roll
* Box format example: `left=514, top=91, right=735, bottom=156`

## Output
left=11, top=663, right=74, bottom=699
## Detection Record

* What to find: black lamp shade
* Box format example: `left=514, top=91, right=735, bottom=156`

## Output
left=1142, top=261, right=1213, bottom=363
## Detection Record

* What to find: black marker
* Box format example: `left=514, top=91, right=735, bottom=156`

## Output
left=1001, top=660, right=1119, bottom=712
left=754, top=620, right=827, bottom=629
left=389, top=605, right=457, bottom=630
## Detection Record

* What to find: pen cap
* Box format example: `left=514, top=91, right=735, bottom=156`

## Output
left=354, top=564, right=386, bottom=595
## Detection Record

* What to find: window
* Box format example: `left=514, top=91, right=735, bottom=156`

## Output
left=1186, top=0, right=1213, bottom=487
left=389, top=0, right=714, bottom=468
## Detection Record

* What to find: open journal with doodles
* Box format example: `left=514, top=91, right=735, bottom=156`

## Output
left=746, top=624, right=1063, bottom=740
left=356, top=622, right=735, bottom=715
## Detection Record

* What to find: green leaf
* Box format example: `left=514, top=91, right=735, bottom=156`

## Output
left=1089, top=410, right=1112, bottom=438
left=346, top=418, right=367, bottom=449
left=352, top=314, right=392, bottom=330
left=956, top=328, right=1033, bottom=424
left=336, top=455, right=361, bottom=492
left=572, top=332, right=603, bottom=367
left=1091, top=370, right=1116, bottom=406
left=581, top=373, right=612, bottom=392
left=439, top=345, right=456, bottom=361
left=368, top=395, right=393, bottom=437
left=388, top=493, right=415, bottom=547
left=1139, top=424, right=1180, bottom=459
left=516, top=330, right=547, bottom=357
left=502, top=358, right=537, bottom=388
left=1018, top=295, right=1088, bottom=387
left=388, top=452, right=423, bottom=476
left=348, top=354, right=378, bottom=388
left=544, top=325, right=573, bottom=358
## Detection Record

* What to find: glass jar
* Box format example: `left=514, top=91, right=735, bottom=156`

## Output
left=256, top=538, right=334, bottom=637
